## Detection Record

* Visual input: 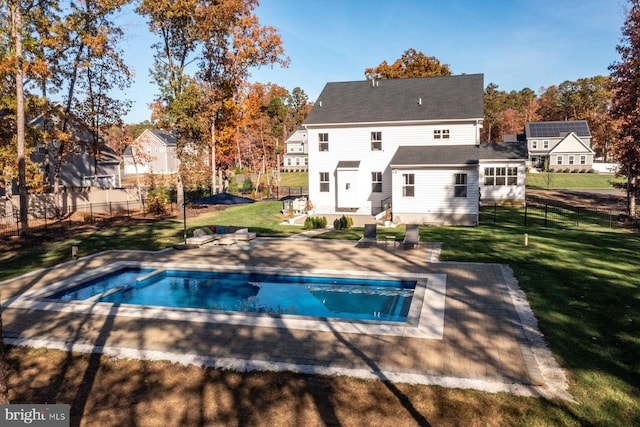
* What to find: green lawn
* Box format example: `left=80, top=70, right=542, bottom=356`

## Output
left=526, top=171, right=625, bottom=190
left=1, top=202, right=639, bottom=425
left=278, top=171, right=308, bottom=187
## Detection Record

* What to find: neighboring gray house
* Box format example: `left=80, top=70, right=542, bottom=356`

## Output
left=29, top=109, right=121, bottom=188
left=282, top=127, right=308, bottom=171
left=123, top=129, right=179, bottom=175
left=524, top=120, right=595, bottom=170
left=305, top=75, right=528, bottom=225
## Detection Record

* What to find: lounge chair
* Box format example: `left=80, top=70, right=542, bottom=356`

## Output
left=185, top=228, right=220, bottom=246
left=402, top=224, right=420, bottom=249
left=358, top=224, right=377, bottom=247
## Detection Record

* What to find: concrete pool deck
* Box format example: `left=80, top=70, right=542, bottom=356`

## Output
left=0, top=238, right=571, bottom=400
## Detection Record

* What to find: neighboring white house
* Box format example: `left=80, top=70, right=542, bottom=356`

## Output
left=282, top=127, right=308, bottom=171
left=304, top=74, right=527, bottom=225
left=123, top=129, right=179, bottom=175
left=524, top=120, right=595, bottom=170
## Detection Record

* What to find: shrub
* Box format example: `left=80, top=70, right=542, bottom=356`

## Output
left=563, top=168, right=571, bottom=173
left=587, top=168, right=596, bottom=173
left=579, top=169, right=586, bottom=173
left=571, top=168, right=578, bottom=173
left=548, top=168, right=555, bottom=173
left=146, top=187, right=170, bottom=215
left=303, top=216, right=327, bottom=229
left=241, top=178, right=254, bottom=194
left=333, top=215, right=353, bottom=230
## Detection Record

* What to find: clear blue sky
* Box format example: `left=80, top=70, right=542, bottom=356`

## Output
left=119, top=0, right=627, bottom=124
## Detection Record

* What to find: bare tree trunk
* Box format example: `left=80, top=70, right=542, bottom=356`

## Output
left=12, top=1, right=29, bottom=235
left=211, top=120, right=216, bottom=194
left=629, top=173, right=637, bottom=217
left=0, top=304, right=9, bottom=404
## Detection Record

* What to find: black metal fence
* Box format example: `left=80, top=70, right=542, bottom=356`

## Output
left=0, top=200, right=149, bottom=238
left=480, top=202, right=629, bottom=229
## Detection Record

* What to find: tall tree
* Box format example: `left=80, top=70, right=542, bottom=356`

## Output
left=138, top=0, right=288, bottom=194
left=286, top=86, right=310, bottom=132
left=610, top=0, right=640, bottom=216
left=364, top=48, right=452, bottom=80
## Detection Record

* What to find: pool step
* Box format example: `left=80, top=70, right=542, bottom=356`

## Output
left=87, top=286, right=124, bottom=302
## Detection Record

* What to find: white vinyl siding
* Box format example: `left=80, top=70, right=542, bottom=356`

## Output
left=307, top=121, right=483, bottom=216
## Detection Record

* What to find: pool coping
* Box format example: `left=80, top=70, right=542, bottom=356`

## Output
left=2, top=261, right=447, bottom=340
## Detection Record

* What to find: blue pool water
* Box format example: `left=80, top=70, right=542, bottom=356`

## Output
left=48, top=268, right=416, bottom=322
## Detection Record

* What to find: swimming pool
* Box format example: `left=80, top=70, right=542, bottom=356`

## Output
left=47, top=267, right=416, bottom=322
left=6, top=261, right=446, bottom=338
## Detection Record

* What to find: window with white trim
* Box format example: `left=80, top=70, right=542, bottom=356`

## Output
left=531, top=140, right=538, bottom=149
left=454, top=173, right=467, bottom=197
left=556, top=155, right=563, bottom=165
left=580, top=155, right=586, bottom=165
left=402, top=174, right=415, bottom=197
left=434, top=129, right=450, bottom=139
left=543, top=140, right=549, bottom=149
left=371, top=132, right=382, bottom=151
left=507, top=167, right=518, bottom=185
left=318, top=133, right=329, bottom=152
left=319, top=172, right=330, bottom=192
left=371, top=172, right=382, bottom=192
left=568, top=155, right=575, bottom=165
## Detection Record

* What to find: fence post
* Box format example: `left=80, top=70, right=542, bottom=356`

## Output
left=544, top=204, right=548, bottom=227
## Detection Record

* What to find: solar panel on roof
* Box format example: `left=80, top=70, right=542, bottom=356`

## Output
left=528, top=121, right=591, bottom=137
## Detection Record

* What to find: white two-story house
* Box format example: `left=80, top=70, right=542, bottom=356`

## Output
left=282, top=127, right=308, bottom=172
left=304, top=75, right=527, bottom=225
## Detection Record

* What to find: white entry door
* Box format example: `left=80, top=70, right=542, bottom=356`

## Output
left=336, top=169, right=359, bottom=208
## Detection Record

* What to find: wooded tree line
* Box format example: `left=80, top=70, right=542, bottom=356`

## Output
left=2, top=1, right=640, bottom=225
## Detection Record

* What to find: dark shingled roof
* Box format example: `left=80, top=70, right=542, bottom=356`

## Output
left=390, top=145, right=480, bottom=167
left=479, top=141, right=528, bottom=160
left=148, top=129, right=177, bottom=145
left=336, top=160, right=361, bottom=169
left=525, top=120, right=591, bottom=138
left=390, top=141, right=528, bottom=167
left=305, top=74, right=484, bottom=125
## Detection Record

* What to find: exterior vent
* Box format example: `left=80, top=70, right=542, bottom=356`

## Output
left=418, top=98, right=422, bottom=105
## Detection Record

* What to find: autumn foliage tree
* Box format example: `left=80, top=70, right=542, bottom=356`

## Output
left=610, top=0, right=640, bottom=216
left=365, top=48, right=452, bottom=80
left=138, top=0, right=288, bottom=193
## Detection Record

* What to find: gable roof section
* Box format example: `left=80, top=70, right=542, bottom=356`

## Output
left=147, top=129, right=177, bottom=146
left=390, top=145, right=480, bottom=167
left=548, top=132, right=595, bottom=154
left=305, top=74, right=484, bottom=125
left=525, top=120, right=591, bottom=138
